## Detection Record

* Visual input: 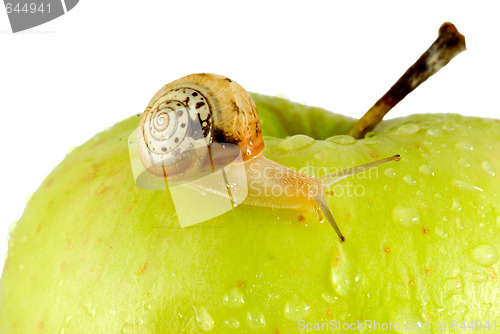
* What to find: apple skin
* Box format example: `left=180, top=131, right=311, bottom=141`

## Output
left=1, top=94, right=500, bottom=333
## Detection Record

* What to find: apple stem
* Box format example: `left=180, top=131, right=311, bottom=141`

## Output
left=348, top=22, right=466, bottom=139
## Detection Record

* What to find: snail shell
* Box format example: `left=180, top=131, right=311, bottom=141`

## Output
left=137, top=73, right=264, bottom=181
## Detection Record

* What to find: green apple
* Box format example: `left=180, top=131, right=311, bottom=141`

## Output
left=1, top=91, right=500, bottom=333
left=2, top=22, right=499, bottom=334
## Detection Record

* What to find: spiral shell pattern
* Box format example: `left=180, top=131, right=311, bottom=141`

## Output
left=137, top=73, right=264, bottom=180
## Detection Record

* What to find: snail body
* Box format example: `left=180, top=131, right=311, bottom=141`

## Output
left=137, top=73, right=400, bottom=242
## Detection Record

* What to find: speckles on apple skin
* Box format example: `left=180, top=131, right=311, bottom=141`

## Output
left=472, top=272, right=488, bottom=283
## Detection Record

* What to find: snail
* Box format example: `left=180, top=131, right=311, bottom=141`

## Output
left=137, top=73, right=400, bottom=242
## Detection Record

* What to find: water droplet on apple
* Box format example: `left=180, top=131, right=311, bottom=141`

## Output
left=421, top=153, right=430, bottom=159
left=451, top=199, right=462, bottom=212
left=403, top=175, right=416, bottom=185
left=458, top=158, right=470, bottom=167
left=247, top=310, right=266, bottom=329
left=482, top=161, right=495, bottom=176
left=470, top=245, right=498, bottom=266
left=472, top=272, right=488, bottom=283
left=24, top=193, right=33, bottom=204
left=384, top=185, right=391, bottom=191
left=427, top=128, right=443, bottom=137
left=454, top=304, right=469, bottom=316
left=419, top=165, right=434, bottom=176
left=135, top=318, right=143, bottom=326
left=396, top=124, right=420, bottom=135
left=451, top=180, right=483, bottom=192
left=85, top=303, right=96, bottom=318
left=393, top=206, right=420, bottom=227
left=284, top=295, right=311, bottom=321
left=443, top=277, right=463, bottom=298
left=144, top=303, right=152, bottom=310
left=384, top=168, right=397, bottom=178
left=321, top=292, right=338, bottom=304
left=416, top=190, right=424, bottom=196
left=223, top=318, right=240, bottom=329
left=456, top=141, right=474, bottom=151
left=326, top=135, right=356, bottom=145
left=278, top=135, right=315, bottom=151
left=222, top=287, right=245, bottom=308
left=193, top=305, right=215, bottom=332
left=314, top=152, right=324, bottom=160
left=435, top=227, right=448, bottom=238
left=330, top=247, right=357, bottom=297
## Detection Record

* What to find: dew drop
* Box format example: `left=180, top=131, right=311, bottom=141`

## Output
left=455, top=141, right=474, bottom=151
left=222, top=287, right=245, bottom=308
left=223, top=318, right=240, bottom=329
left=435, top=227, right=448, bottom=238
left=443, top=277, right=463, bottom=298
left=419, top=165, right=434, bottom=176
left=321, top=292, right=338, bottom=304
left=427, top=128, right=443, bottom=137
left=451, top=199, right=462, bottom=212
left=451, top=180, right=483, bottom=192
left=284, top=295, right=311, bottom=321
left=403, top=175, right=416, bottom=186
left=24, top=193, right=33, bottom=204
left=458, top=158, right=470, bottom=167
left=279, top=135, right=315, bottom=151
left=136, top=318, right=143, bottom=326
left=144, top=303, right=152, bottom=310
left=416, top=190, right=424, bottom=196
left=247, top=310, right=266, bottom=329
left=470, top=245, right=498, bottom=267
left=193, top=305, right=215, bottom=332
left=482, top=161, right=495, bottom=176
left=393, top=206, right=420, bottom=227
left=396, top=124, right=420, bottom=135
left=8, top=221, right=17, bottom=234
left=384, top=168, right=397, bottom=178
left=330, top=247, right=356, bottom=297
left=384, top=185, right=391, bottom=191
left=472, top=272, right=488, bottom=283
left=326, top=135, right=356, bottom=145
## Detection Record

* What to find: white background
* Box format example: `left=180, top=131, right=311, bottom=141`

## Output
left=1, top=1, right=499, bottom=271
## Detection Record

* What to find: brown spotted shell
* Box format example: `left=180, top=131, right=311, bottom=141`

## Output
left=137, top=73, right=264, bottom=181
